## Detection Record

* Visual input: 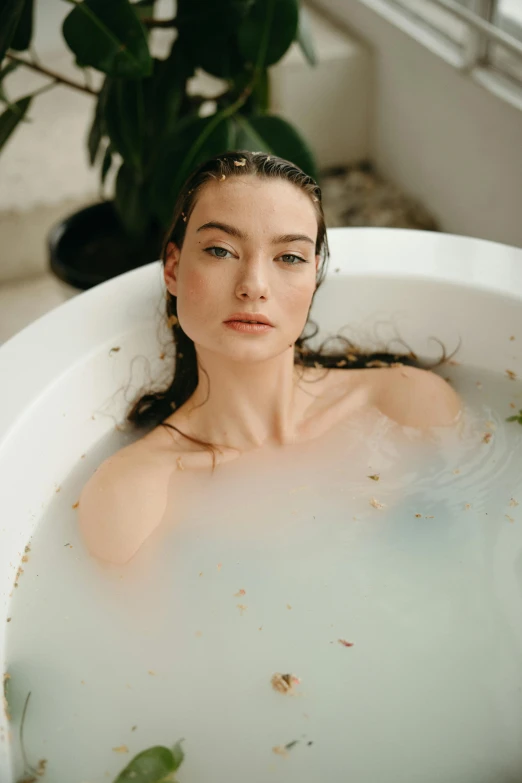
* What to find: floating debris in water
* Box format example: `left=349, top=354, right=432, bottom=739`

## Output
left=506, top=369, right=517, bottom=380
left=237, top=604, right=247, bottom=615
left=482, top=433, right=493, bottom=444
left=271, top=673, right=301, bottom=694
left=72, top=501, right=79, bottom=509
left=509, top=498, right=519, bottom=507
left=3, top=673, right=11, bottom=721
left=370, top=498, right=384, bottom=509
left=234, top=589, right=246, bottom=597
left=109, top=347, right=121, bottom=354
left=368, top=474, right=380, bottom=481
left=338, top=639, right=354, bottom=647
left=112, top=745, right=129, bottom=753
left=506, top=515, right=515, bottom=524
left=272, top=740, right=300, bottom=757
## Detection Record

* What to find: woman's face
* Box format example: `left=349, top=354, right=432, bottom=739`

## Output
left=164, top=176, right=320, bottom=364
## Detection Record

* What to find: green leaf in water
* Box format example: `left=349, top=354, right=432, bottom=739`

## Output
left=112, top=739, right=185, bottom=783
left=506, top=409, right=522, bottom=425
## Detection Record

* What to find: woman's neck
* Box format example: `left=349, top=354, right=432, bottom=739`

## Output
left=176, top=346, right=310, bottom=452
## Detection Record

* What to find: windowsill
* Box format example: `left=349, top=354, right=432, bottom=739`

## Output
left=328, top=0, right=522, bottom=112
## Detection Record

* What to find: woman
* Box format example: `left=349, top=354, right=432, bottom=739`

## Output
left=79, top=151, right=461, bottom=564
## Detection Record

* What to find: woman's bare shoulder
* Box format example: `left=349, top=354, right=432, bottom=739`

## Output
left=78, top=436, right=177, bottom=565
left=369, top=365, right=462, bottom=428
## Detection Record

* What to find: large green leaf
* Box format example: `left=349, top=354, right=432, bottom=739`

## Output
left=115, top=161, right=150, bottom=237
left=239, top=69, right=270, bottom=114
left=150, top=114, right=234, bottom=227
left=10, top=0, right=33, bottom=51
left=176, top=0, right=248, bottom=79
left=146, top=40, right=194, bottom=143
left=132, top=0, right=155, bottom=23
left=0, top=0, right=26, bottom=62
left=233, top=113, right=268, bottom=151
left=234, top=113, right=317, bottom=180
left=62, top=0, right=152, bottom=78
left=238, top=0, right=299, bottom=68
left=100, top=143, right=113, bottom=185
left=104, top=77, right=145, bottom=170
left=87, top=77, right=110, bottom=165
left=296, top=5, right=316, bottom=66
left=0, top=93, right=31, bottom=151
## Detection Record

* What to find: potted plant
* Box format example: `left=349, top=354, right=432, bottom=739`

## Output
left=0, top=0, right=317, bottom=289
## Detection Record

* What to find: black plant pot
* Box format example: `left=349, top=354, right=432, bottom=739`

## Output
left=48, top=201, right=164, bottom=291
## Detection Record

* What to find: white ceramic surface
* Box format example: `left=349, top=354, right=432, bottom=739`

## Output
left=1, top=227, right=522, bottom=779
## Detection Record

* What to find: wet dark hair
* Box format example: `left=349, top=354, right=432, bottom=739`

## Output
left=128, top=150, right=451, bottom=469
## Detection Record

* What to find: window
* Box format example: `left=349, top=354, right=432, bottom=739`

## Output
left=373, top=0, right=522, bottom=107
left=491, top=0, right=522, bottom=84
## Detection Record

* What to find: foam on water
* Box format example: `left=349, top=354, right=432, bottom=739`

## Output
left=5, top=366, right=522, bottom=783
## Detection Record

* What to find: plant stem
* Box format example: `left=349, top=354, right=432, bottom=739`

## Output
left=6, top=54, right=98, bottom=97
left=20, top=691, right=39, bottom=778
left=142, top=17, right=177, bottom=28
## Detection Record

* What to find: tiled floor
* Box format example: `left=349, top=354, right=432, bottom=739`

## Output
left=0, top=272, right=79, bottom=345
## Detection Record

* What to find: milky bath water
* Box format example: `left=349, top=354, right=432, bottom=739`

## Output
left=4, top=365, right=522, bottom=783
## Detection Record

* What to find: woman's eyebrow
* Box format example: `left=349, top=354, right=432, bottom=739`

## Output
left=197, top=222, right=314, bottom=246
left=197, top=221, right=246, bottom=239
left=274, top=233, right=315, bottom=246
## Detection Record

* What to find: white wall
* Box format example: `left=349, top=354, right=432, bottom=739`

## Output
left=312, top=0, right=522, bottom=248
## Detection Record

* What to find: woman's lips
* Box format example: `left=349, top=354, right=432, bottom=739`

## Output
left=224, top=321, right=274, bottom=333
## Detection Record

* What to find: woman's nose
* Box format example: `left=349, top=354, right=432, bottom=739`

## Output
left=235, top=255, right=271, bottom=299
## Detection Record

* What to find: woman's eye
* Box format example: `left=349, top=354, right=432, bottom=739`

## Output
left=206, top=246, right=232, bottom=259
left=280, top=254, right=307, bottom=265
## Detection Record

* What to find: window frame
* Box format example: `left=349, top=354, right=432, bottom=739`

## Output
left=348, top=0, right=522, bottom=111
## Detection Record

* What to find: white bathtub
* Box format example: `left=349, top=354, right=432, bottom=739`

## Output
left=1, top=227, right=522, bottom=779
